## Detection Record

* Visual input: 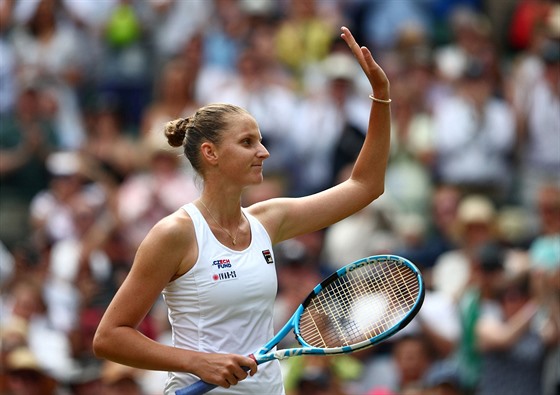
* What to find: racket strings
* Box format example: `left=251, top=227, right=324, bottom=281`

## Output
left=298, top=258, right=420, bottom=348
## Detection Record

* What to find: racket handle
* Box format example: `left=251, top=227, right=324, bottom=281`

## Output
left=175, top=355, right=256, bottom=395
left=175, top=380, right=217, bottom=395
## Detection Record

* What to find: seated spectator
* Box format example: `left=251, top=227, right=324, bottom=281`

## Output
left=359, top=335, right=435, bottom=394
left=4, top=346, right=61, bottom=395
left=101, top=360, right=145, bottom=395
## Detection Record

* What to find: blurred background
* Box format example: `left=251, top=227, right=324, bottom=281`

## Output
left=0, top=0, right=559, bottom=394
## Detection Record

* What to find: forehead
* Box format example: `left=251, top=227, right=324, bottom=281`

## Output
left=226, top=113, right=260, bottom=134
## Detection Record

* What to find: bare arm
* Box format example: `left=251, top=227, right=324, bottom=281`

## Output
left=476, top=301, right=538, bottom=351
left=93, top=212, right=257, bottom=388
left=250, top=27, right=391, bottom=243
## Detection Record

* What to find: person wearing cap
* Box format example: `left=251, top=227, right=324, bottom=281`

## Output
left=431, top=194, right=500, bottom=301
left=4, top=347, right=60, bottom=395
left=101, top=360, right=144, bottom=395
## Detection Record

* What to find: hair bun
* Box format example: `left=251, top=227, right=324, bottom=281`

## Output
left=164, top=117, right=189, bottom=147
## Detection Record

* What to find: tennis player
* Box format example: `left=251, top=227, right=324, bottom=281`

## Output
left=93, top=26, right=391, bottom=395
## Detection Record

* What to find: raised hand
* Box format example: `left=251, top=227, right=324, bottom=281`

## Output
left=340, top=26, right=389, bottom=98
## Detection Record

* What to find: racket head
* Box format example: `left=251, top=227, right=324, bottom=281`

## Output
left=292, top=255, right=424, bottom=354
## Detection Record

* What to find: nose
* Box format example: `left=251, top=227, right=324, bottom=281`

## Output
left=258, top=142, right=270, bottom=159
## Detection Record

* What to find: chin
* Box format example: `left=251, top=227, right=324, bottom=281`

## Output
left=246, top=173, right=264, bottom=185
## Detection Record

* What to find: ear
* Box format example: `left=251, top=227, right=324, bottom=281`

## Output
left=200, top=142, right=219, bottom=165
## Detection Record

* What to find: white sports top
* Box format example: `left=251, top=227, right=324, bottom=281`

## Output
left=162, top=203, right=285, bottom=395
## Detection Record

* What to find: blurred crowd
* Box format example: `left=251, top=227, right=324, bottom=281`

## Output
left=0, top=0, right=559, bottom=394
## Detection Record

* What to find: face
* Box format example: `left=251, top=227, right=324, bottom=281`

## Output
left=213, top=114, right=270, bottom=186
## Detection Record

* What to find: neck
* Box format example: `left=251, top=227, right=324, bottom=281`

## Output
left=198, top=198, right=243, bottom=245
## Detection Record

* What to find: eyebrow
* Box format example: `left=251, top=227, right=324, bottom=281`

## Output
left=240, top=132, right=263, bottom=142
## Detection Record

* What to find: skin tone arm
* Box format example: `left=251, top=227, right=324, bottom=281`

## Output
left=249, top=27, right=391, bottom=243
left=93, top=214, right=257, bottom=388
left=476, top=300, right=538, bottom=351
left=477, top=271, right=560, bottom=351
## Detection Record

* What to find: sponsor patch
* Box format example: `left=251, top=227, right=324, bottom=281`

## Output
left=212, top=270, right=237, bottom=282
left=262, top=249, right=273, bottom=264
left=211, top=258, right=237, bottom=282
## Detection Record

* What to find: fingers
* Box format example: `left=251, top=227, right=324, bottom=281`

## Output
left=340, top=26, right=390, bottom=92
left=340, top=26, right=374, bottom=72
left=222, top=356, right=256, bottom=387
left=199, top=353, right=257, bottom=389
left=340, top=26, right=362, bottom=58
left=244, top=354, right=258, bottom=376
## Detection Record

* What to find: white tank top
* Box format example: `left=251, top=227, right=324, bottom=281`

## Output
left=162, top=203, right=285, bottom=395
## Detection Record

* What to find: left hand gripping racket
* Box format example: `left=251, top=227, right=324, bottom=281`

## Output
left=176, top=254, right=425, bottom=395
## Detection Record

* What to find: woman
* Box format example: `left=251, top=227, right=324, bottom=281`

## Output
left=93, top=26, right=391, bottom=395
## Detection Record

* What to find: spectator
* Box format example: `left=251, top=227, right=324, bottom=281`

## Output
left=433, top=58, right=516, bottom=202
left=44, top=196, right=115, bottom=334
left=148, top=0, right=210, bottom=62
left=204, top=43, right=298, bottom=180
left=81, top=98, right=140, bottom=185
left=292, top=51, right=370, bottom=195
left=423, top=360, right=465, bottom=395
left=140, top=58, right=200, bottom=153
left=528, top=183, right=560, bottom=395
left=432, top=194, right=499, bottom=301
left=10, top=0, right=87, bottom=149
left=275, top=0, right=337, bottom=85
left=29, top=151, right=106, bottom=247
left=516, top=38, right=560, bottom=211
left=101, top=360, right=145, bottom=395
left=453, top=241, right=507, bottom=393
left=0, top=83, right=60, bottom=247
left=476, top=271, right=557, bottom=395
left=394, top=184, right=461, bottom=274
left=4, top=347, right=61, bottom=395
left=360, top=335, right=434, bottom=394
left=0, top=0, right=16, bottom=115
left=201, top=0, right=252, bottom=72
left=96, top=0, right=154, bottom=133
left=284, top=354, right=361, bottom=395
left=116, top=140, right=199, bottom=253
left=359, top=0, right=431, bottom=52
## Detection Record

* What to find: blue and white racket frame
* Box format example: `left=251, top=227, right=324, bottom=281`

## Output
left=253, top=254, right=425, bottom=364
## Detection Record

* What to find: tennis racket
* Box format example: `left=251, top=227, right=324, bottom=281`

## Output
left=176, top=254, right=425, bottom=395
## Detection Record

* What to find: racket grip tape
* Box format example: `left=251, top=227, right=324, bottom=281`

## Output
left=174, top=355, right=256, bottom=395
left=175, top=380, right=217, bottom=395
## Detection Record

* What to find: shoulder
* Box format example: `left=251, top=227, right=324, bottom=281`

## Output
left=137, top=208, right=196, bottom=266
left=147, top=208, right=194, bottom=247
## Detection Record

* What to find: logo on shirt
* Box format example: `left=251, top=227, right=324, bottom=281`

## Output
left=262, top=250, right=273, bottom=264
left=212, top=271, right=237, bottom=282
left=211, top=258, right=237, bottom=282
left=212, top=259, right=232, bottom=269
